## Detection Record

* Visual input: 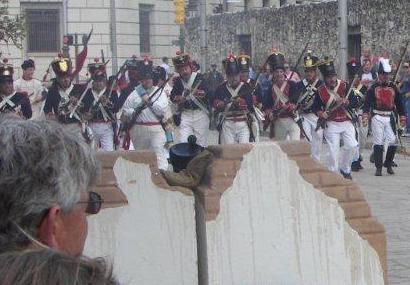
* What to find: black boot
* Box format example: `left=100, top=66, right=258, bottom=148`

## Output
left=369, top=151, right=375, bottom=163
left=373, top=145, right=384, bottom=176
left=351, top=160, right=360, bottom=172
left=384, top=146, right=397, bottom=175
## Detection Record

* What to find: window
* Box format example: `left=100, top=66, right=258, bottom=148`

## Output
left=263, top=0, right=270, bottom=7
left=280, top=0, right=287, bottom=6
left=26, top=9, right=60, bottom=53
left=238, top=35, right=252, bottom=57
left=348, top=25, right=361, bottom=61
left=139, top=5, right=152, bottom=54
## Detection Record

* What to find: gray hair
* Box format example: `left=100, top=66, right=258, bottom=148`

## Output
left=0, top=116, right=99, bottom=252
left=0, top=249, right=117, bottom=285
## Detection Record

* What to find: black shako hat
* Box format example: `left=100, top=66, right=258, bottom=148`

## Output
left=303, top=51, right=319, bottom=70
left=222, top=54, right=240, bottom=76
left=318, top=57, right=337, bottom=77
left=169, top=135, right=204, bottom=173
left=266, top=52, right=286, bottom=71
left=137, top=57, right=154, bottom=80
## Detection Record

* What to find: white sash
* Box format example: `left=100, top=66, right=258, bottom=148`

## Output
left=273, top=81, right=289, bottom=107
left=325, top=79, right=342, bottom=111
left=224, top=82, right=245, bottom=114
left=0, top=93, right=16, bottom=110
left=181, top=73, right=209, bottom=115
left=181, top=72, right=198, bottom=91
left=91, top=88, right=111, bottom=122
left=298, top=78, right=319, bottom=105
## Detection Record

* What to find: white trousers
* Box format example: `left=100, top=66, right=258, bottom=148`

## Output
left=130, top=124, right=168, bottom=170
left=371, top=115, right=396, bottom=146
left=301, top=113, right=323, bottom=161
left=274, top=117, right=300, bottom=141
left=221, top=120, right=250, bottom=144
left=90, top=122, right=114, bottom=151
left=324, top=121, right=358, bottom=174
left=179, top=109, right=210, bottom=147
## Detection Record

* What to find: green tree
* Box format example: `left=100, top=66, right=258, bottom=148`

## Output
left=0, top=0, right=25, bottom=50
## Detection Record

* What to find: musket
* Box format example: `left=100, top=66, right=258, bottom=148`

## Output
left=69, top=78, right=93, bottom=118
left=126, top=78, right=171, bottom=131
left=393, top=39, right=410, bottom=84
left=264, top=42, right=310, bottom=135
left=106, top=60, right=128, bottom=99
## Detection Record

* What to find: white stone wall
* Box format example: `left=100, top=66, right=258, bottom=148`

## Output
left=206, top=143, right=384, bottom=285
left=1, top=0, right=179, bottom=79
left=84, top=158, right=198, bottom=285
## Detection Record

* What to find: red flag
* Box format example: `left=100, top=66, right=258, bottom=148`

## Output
left=71, top=46, right=88, bottom=80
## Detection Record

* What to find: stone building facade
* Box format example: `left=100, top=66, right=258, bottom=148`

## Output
left=185, top=0, right=410, bottom=74
left=1, top=0, right=180, bottom=79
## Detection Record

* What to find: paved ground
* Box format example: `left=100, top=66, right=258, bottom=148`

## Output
left=351, top=138, right=410, bottom=285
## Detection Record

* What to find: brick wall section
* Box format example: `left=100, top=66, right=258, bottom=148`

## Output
left=95, top=142, right=387, bottom=282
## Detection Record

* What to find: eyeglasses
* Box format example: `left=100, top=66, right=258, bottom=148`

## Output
left=78, top=191, right=104, bottom=215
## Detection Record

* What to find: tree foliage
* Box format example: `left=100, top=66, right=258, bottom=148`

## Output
left=0, top=0, right=25, bottom=50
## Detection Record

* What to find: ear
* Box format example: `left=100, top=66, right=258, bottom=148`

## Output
left=37, top=206, right=62, bottom=250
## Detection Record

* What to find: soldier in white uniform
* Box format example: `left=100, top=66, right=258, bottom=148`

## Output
left=122, top=58, right=170, bottom=170
left=294, top=51, right=323, bottom=161
left=14, top=59, right=44, bottom=119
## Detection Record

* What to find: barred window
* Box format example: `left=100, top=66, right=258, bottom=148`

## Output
left=26, top=9, right=60, bottom=53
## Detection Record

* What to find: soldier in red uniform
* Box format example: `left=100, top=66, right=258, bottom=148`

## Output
left=313, top=57, right=359, bottom=180
left=262, top=52, right=300, bottom=141
left=363, top=58, right=406, bottom=176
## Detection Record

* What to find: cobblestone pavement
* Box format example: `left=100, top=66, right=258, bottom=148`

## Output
left=351, top=138, right=410, bottom=285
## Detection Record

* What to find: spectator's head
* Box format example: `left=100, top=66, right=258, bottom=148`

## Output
left=21, top=59, right=35, bottom=81
left=0, top=118, right=101, bottom=256
left=191, top=61, right=200, bottom=72
left=403, top=61, right=410, bottom=74
left=162, top=57, right=169, bottom=64
left=362, top=59, right=372, bottom=73
left=0, top=249, right=117, bottom=285
left=211, top=64, right=217, bottom=71
left=362, top=47, right=371, bottom=58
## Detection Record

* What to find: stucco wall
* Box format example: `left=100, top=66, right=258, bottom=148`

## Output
left=84, top=157, right=198, bottom=285
left=85, top=143, right=386, bottom=284
left=205, top=143, right=383, bottom=285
